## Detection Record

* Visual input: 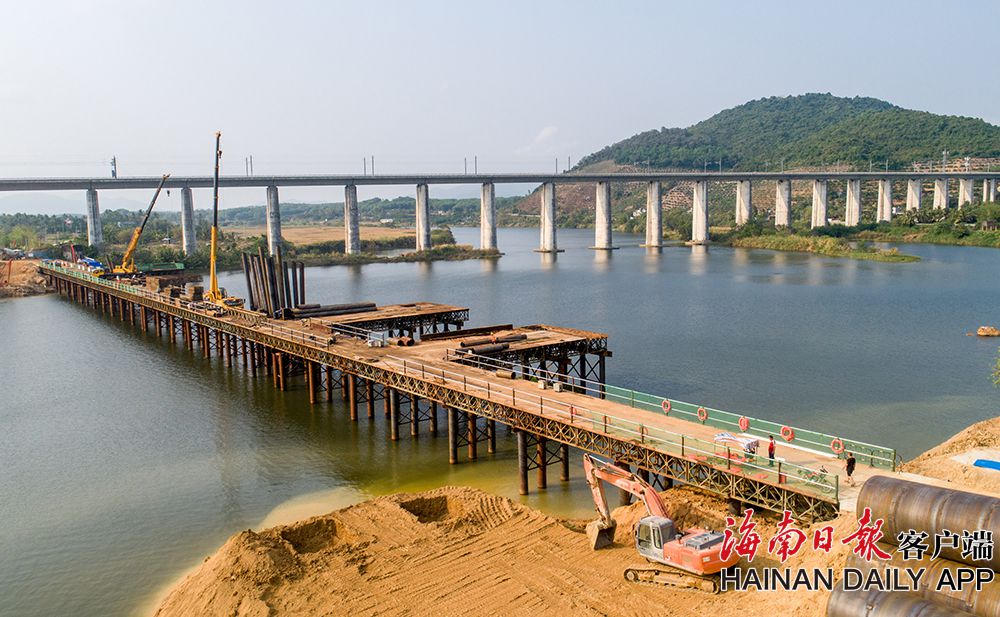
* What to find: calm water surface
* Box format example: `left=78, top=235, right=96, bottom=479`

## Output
left=2, top=226, right=998, bottom=616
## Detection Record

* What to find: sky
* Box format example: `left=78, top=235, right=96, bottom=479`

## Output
left=2, top=0, right=998, bottom=213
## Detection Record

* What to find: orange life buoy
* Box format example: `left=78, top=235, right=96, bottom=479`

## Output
left=780, top=425, right=795, bottom=442
left=831, top=438, right=845, bottom=454
left=661, top=399, right=671, bottom=414
left=738, top=416, right=750, bottom=432
left=697, top=407, right=708, bottom=422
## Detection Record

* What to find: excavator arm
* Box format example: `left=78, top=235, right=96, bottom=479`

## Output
left=117, top=174, right=170, bottom=273
left=582, top=454, right=670, bottom=549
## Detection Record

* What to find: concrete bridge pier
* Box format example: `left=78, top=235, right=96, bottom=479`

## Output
left=537, top=182, right=559, bottom=253
left=690, top=180, right=709, bottom=244
left=990, top=179, right=998, bottom=203
left=983, top=179, right=991, bottom=204
left=180, top=188, right=196, bottom=255
left=479, top=182, right=496, bottom=250
left=85, top=188, right=103, bottom=247
left=344, top=185, right=360, bottom=254
left=906, top=179, right=922, bottom=211
left=642, top=181, right=662, bottom=247
left=265, top=185, right=282, bottom=255
left=735, top=180, right=752, bottom=225
left=811, top=180, right=828, bottom=228
left=877, top=179, right=893, bottom=222
left=415, top=183, right=431, bottom=251
left=774, top=179, right=791, bottom=227
left=958, top=178, right=974, bottom=207
left=933, top=179, right=949, bottom=210
left=592, top=181, right=614, bottom=250
left=845, top=179, right=862, bottom=226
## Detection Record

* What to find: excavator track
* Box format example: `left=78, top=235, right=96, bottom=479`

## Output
left=622, top=564, right=720, bottom=594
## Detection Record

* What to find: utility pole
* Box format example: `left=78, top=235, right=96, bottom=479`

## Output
left=567, top=155, right=571, bottom=170
left=363, top=157, right=367, bottom=175
left=474, top=156, right=478, bottom=174
left=110, top=156, right=117, bottom=179
left=555, top=157, right=559, bottom=173
left=249, top=155, right=253, bottom=176
left=464, top=157, right=467, bottom=174
left=371, top=155, right=375, bottom=175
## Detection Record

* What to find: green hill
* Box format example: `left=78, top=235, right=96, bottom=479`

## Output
left=577, top=93, right=1000, bottom=170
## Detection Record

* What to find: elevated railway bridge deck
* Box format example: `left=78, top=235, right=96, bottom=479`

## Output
left=40, top=262, right=898, bottom=521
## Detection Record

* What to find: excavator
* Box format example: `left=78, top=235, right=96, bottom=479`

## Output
left=583, top=453, right=739, bottom=593
left=108, top=173, right=172, bottom=276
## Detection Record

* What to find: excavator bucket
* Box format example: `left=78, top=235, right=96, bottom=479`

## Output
left=586, top=519, right=617, bottom=550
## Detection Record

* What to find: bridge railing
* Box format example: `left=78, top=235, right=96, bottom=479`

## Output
left=386, top=355, right=839, bottom=502
left=446, top=349, right=896, bottom=470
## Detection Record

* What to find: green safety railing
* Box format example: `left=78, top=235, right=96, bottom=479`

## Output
left=449, top=349, right=897, bottom=471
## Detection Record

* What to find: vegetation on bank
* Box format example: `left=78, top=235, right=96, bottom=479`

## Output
left=728, top=231, right=919, bottom=262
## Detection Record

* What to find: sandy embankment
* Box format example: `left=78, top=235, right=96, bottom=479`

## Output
left=155, top=418, right=999, bottom=617
left=0, top=260, right=50, bottom=298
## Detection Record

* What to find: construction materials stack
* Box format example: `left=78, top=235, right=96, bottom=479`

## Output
left=241, top=248, right=379, bottom=319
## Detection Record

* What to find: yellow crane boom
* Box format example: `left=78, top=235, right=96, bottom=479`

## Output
left=114, top=173, right=170, bottom=274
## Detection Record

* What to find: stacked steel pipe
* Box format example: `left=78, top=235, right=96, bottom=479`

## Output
left=241, top=248, right=307, bottom=318
left=827, top=477, right=1000, bottom=617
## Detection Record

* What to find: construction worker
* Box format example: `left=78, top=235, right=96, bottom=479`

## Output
left=845, top=452, right=857, bottom=487
left=768, top=435, right=776, bottom=467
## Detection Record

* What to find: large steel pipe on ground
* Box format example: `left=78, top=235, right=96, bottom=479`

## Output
left=827, top=588, right=975, bottom=617
left=847, top=546, right=1000, bottom=617
left=859, top=477, right=1000, bottom=569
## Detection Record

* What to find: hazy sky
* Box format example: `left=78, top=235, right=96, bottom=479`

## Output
left=2, top=0, right=998, bottom=212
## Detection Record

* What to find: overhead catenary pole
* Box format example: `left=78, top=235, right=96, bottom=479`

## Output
left=207, top=131, right=222, bottom=302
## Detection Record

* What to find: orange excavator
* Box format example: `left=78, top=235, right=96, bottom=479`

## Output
left=583, top=453, right=739, bottom=593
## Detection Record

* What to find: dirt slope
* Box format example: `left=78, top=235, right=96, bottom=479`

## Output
left=0, top=260, right=49, bottom=298
left=153, top=417, right=999, bottom=617
left=902, top=416, right=1000, bottom=494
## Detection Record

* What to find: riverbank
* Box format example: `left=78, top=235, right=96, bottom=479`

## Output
left=0, top=260, right=50, bottom=298
left=729, top=234, right=920, bottom=262
left=153, top=417, right=998, bottom=617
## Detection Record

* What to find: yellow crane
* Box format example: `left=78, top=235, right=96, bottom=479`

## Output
left=112, top=173, right=170, bottom=275
left=205, top=131, right=242, bottom=307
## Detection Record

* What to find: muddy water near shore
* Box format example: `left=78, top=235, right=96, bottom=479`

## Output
left=3, top=226, right=999, bottom=616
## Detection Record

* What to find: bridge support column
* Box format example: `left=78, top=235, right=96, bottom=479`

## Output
left=811, top=180, right=828, bottom=228
left=933, top=178, right=949, bottom=209
left=180, top=188, right=196, bottom=255
left=958, top=178, right=974, bottom=207
left=614, top=461, right=631, bottom=506
left=592, top=181, right=613, bottom=250
left=389, top=388, right=400, bottom=441
left=265, top=185, right=282, bottom=256
left=344, top=185, right=360, bottom=254
left=366, top=380, right=375, bottom=418
left=537, top=182, right=558, bottom=252
left=906, top=179, right=922, bottom=211
left=690, top=180, right=708, bottom=245
left=560, top=443, right=570, bottom=481
left=415, top=183, right=431, bottom=251
left=877, top=179, right=893, bottom=222
left=735, top=180, right=752, bottom=225
left=480, top=182, right=496, bottom=250
left=447, top=407, right=458, bottom=464
left=85, top=189, right=103, bottom=247
left=989, top=179, right=997, bottom=203
left=983, top=179, right=991, bottom=204
left=536, top=436, right=547, bottom=489
left=643, top=181, right=662, bottom=246
left=429, top=402, right=439, bottom=435
left=517, top=430, right=528, bottom=495
left=348, top=374, right=358, bottom=420
left=845, top=179, right=862, bottom=226
left=466, top=412, right=478, bottom=460
left=775, top=179, right=791, bottom=227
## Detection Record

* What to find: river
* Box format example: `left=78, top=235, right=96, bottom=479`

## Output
left=1, top=226, right=997, bottom=616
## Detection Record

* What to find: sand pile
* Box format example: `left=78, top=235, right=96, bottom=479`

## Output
left=155, top=420, right=1000, bottom=617
left=902, top=416, right=1000, bottom=494
left=0, top=260, right=50, bottom=298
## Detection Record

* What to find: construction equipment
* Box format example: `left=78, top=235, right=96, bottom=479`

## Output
left=110, top=174, right=170, bottom=275
left=582, top=453, right=739, bottom=593
left=204, top=131, right=242, bottom=308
